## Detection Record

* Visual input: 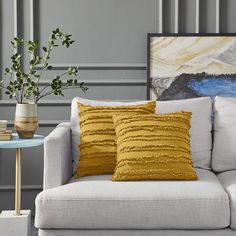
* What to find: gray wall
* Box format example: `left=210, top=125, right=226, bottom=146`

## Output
left=1, top=0, right=236, bottom=215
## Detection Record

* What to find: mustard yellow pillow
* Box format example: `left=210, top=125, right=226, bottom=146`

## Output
left=76, top=101, right=156, bottom=178
left=112, top=112, right=198, bottom=181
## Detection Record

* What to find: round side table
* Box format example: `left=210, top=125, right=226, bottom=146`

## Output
left=0, top=133, right=44, bottom=216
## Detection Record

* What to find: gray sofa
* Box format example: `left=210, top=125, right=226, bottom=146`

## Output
left=35, top=97, right=236, bottom=236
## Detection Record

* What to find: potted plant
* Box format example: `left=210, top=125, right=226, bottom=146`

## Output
left=0, top=28, right=87, bottom=138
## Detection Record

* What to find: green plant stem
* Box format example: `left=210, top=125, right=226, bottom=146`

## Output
left=37, top=84, right=48, bottom=96
left=20, top=79, right=24, bottom=103
left=35, top=41, right=53, bottom=102
left=28, top=48, right=38, bottom=103
left=36, top=71, right=70, bottom=102
left=35, top=84, right=83, bottom=103
left=10, top=73, right=20, bottom=103
left=15, top=94, right=20, bottom=103
left=36, top=86, right=70, bottom=102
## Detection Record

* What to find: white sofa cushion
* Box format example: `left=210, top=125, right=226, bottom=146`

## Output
left=38, top=229, right=236, bottom=236
left=71, top=97, right=212, bottom=171
left=213, top=96, right=236, bottom=172
left=156, top=97, right=212, bottom=169
left=217, top=170, right=236, bottom=230
left=35, top=168, right=229, bottom=229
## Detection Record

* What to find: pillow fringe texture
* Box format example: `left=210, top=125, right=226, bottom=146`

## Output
left=76, top=101, right=156, bottom=178
left=112, top=112, right=198, bottom=181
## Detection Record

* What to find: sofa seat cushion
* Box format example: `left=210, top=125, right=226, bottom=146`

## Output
left=35, top=169, right=229, bottom=230
left=217, top=170, right=236, bottom=230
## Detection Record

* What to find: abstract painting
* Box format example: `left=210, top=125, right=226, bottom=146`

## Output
left=147, top=33, right=236, bottom=100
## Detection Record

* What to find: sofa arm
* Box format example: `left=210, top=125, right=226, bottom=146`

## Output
left=44, top=122, right=73, bottom=189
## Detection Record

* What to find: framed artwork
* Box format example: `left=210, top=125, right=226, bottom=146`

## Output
left=147, top=33, right=236, bottom=100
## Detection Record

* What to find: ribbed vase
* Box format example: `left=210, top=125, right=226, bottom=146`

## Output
left=14, top=103, right=38, bottom=139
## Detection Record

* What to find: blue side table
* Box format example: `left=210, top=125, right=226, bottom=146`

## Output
left=0, top=134, right=44, bottom=216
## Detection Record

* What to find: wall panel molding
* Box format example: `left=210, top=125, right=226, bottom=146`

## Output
left=216, top=0, right=220, bottom=33
left=34, top=63, right=147, bottom=71
left=195, top=0, right=200, bottom=33
left=0, top=97, right=147, bottom=107
left=13, top=0, right=20, bottom=54
left=174, top=0, right=179, bottom=33
left=158, top=0, right=163, bottom=33
left=0, top=184, right=43, bottom=191
left=30, top=0, right=147, bottom=72
left=30, top=0, right=36, bottom=42
left=7, top=120, right=66, bottom=127
left=0, top=100, right=71, bottom=106
left=13, top=0, right=23, bottom=80
left=38, top=79, right=146, bottom=86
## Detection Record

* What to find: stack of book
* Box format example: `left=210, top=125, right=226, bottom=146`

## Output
left=0, top=130, right=12, bottom=141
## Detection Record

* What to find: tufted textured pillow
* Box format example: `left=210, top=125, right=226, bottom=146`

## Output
left=112, top=112, right=198, bottom=181
left=76, top=101, right=156, bottom=178
left=70, top=97, right=153, bottom=173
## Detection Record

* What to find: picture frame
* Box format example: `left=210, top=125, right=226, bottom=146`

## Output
left=147, top=33, right=236, bottom=100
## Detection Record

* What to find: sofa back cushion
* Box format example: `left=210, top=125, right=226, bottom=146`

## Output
left=212, top=96, right=236, bottom=172
left=156, top=97, right=212, bottom=169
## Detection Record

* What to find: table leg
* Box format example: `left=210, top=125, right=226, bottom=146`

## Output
left=15, top=148, right=21, bottom=216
